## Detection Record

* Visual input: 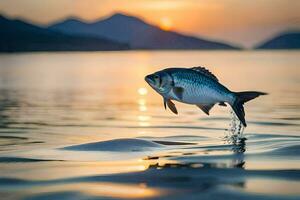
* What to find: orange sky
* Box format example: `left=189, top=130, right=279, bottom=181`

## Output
left=0, top=0, right=299, bottom=47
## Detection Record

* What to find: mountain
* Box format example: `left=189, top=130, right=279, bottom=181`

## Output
left=0, top=15, right=128, bottom=52
left=256, top=32, right=300, bottom=49
left=49, top=13, right=238, bottom=50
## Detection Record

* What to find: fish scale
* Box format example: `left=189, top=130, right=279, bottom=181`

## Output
left=170, top=69, right=232, bottom=104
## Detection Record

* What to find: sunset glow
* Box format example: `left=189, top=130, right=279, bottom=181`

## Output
left=0, top=0, right=299, bottom=47
left=159, top=17, right=173, bottom=31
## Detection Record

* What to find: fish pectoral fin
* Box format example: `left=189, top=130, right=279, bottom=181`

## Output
left=196, top=104, right=215, bottom=115
left=218, top=102, right=227, bottom=107
left=163, top=98, right=167, bottom=110
left=167, top=100, right=178, bottom=115
left=172, top=87, right=184, bottom=100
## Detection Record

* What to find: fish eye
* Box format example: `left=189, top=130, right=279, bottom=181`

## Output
left=154, top=75, right=159, bottom=79
left=153, top=75, right=163, bottom=86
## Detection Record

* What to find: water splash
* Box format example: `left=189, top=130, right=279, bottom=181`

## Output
left=223, top=110, right=246, bottom=148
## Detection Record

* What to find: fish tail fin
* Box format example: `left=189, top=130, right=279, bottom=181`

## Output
left=230, top=91, right=267, bottom=127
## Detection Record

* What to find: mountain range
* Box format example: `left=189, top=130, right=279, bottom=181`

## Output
left=48, top=13, right=238, bottom=50
left=0, top=15, right=128, bottom=52
left=0, top=13, right=299, bottom=52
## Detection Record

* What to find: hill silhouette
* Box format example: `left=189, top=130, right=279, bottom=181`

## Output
left=256, top=31, right=300, bottom=49
left=0, top=15, right=128, bottom=52
left=49, top=13, right=239, bottom=50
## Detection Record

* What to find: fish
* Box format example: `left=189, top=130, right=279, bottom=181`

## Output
left=145, top=67, right=267, bottom=127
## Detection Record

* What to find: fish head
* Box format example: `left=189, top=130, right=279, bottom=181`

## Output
left=145, top=71, right=173, bottom=94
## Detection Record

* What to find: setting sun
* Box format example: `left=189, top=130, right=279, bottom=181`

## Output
left=159, top=17, right=173, bottom=31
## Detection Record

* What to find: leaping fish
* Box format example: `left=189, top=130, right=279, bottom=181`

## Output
left=145, top=67, right=267, bottom=127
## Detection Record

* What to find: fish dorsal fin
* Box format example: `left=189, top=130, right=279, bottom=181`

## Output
left=190, top=66, right=219, bottom=82
left=196, top=104, right=215, bottom=115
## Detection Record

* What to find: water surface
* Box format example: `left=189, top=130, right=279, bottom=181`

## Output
left=0, top=51, right=299, bottom=200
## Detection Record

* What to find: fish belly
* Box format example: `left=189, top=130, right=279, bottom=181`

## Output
left=187, top=87, right=223, bottom=104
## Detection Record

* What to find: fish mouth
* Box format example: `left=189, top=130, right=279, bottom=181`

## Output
left=145, top=75, right=155, bottom=86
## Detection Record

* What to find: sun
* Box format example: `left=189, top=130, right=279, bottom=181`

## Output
left=159, top=17, right=173, bottom=31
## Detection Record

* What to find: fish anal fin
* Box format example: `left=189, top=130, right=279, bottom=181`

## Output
left=167, top=100, right=178, bottom=115
left=173, top=87, right=184, bottom=100
left=196, top=104, right=215, bottom=115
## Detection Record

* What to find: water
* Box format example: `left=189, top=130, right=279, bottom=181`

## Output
left=0, top=51, right=299, bottom=200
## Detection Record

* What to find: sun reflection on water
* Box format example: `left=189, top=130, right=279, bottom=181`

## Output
left=138, top=87, right=148, bottom=96
left=138, top=99, right=147, bottom=112
left=27, top=182, right=164, bottom=199
left=137, top=87, right=151, bottom=127
left=138, top=120, right=150, bottom=127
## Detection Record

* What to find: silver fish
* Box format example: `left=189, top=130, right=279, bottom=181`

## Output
left=145, top=67, right=267, bottom=127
